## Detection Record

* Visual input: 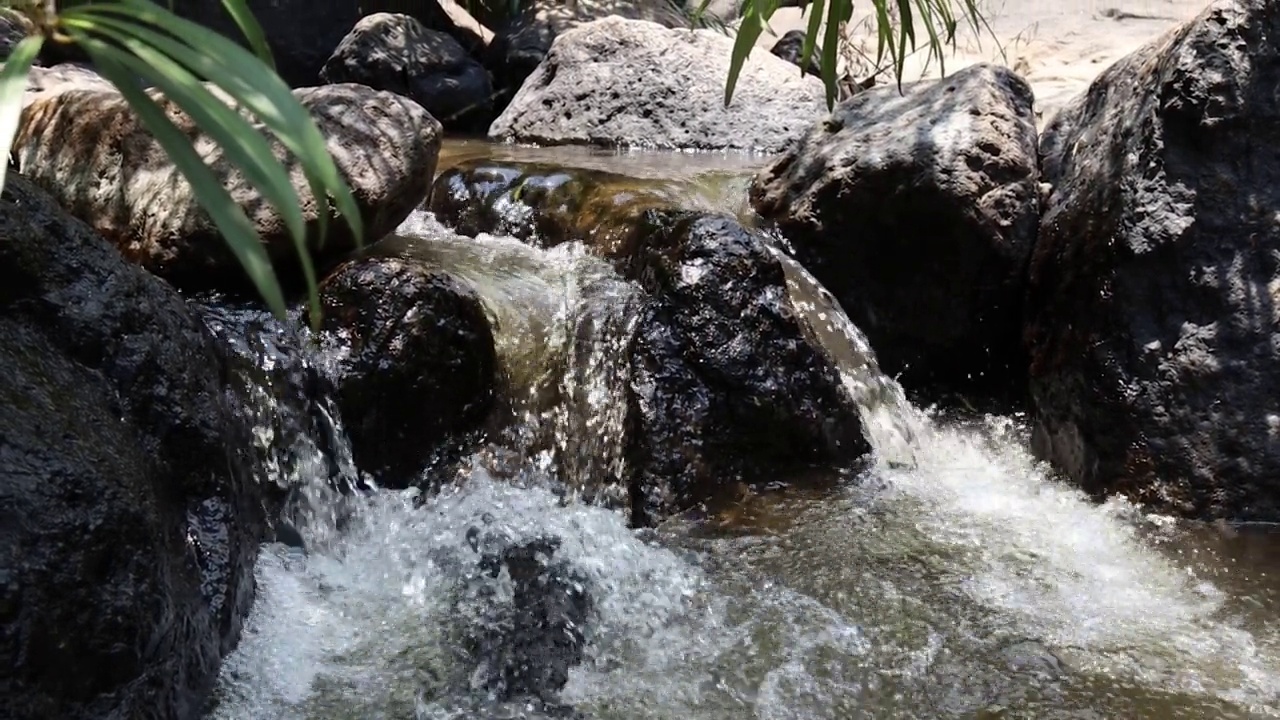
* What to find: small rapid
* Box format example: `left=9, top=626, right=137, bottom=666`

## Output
left=210, top=159, right=1280, bottom=719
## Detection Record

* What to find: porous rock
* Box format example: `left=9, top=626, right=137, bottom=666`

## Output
left=751, top=63, right=1040, bottom=397
left=1028, top=0, right=1280, bottom=519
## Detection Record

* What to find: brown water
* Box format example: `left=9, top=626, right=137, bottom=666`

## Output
left=212, top=143, right=1280, bottom=719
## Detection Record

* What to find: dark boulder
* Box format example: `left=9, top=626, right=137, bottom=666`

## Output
left=373, top=0, right=495, bottom=58
left=429, top=162, right=871, bottom=522
left=1027, top=0, right=1280, bottom=520
left=0, top=175, right=265, bottom=719
left=769, top=29, right=822, bottom=77
left=624, top=211, right=871, bottom=521
left=318, top=255, right=497, bottom=489
left=165, top=0, right=361, bottom=87
left=321, top=13, right=494, bottom=132
left=195, top=300, right=350, bottom=505
left=163, top=1, right=496, bottom=87
left=751, top=62, right=1040, bottom=399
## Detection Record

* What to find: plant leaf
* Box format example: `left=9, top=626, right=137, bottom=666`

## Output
left=820, top=0, right=844, bottom=107
left=800, top=0, right=825, bottom=77
left=70, top=0, right=363, bottom=250
left=71, top=32, right=289, bottom=319
left=724, top=0, right=766, bottom=107
left=219, top=0, right=275, bottom=68
left=0, top=34, right=42, bottom=194
left=896, top=0, right=914, bottom=76
left=913, top=0, right=946, bottom=77
left=63, top=14, right=320, bottom=319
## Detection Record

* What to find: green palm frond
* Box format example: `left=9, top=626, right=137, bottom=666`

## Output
left=0, top=0, right=363, bottom=327
left=725, top=0, right=999, bottom=109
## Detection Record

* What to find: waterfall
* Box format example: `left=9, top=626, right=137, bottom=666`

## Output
left=208, top=200, right=1280, bottom=719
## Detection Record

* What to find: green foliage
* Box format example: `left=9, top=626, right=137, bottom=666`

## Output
left=722, top=0, right=994, bottom=108
left=0, top=0, right=363, bottom=326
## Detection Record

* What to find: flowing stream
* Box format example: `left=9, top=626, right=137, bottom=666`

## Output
left=210, top=144, right=1280, bottom=719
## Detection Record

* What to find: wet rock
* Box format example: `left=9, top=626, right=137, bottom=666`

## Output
left=319, top=255, right=497, bottom=489
left=14, top=82, right=442, bottom=297
left=488, top=16, right=829, bottom=152
left=321, top=13, right=493, bottom=131
left=430, top=162, right=870, bottom=520
left=465, top=535, right=593, bottom=704
left=0, top=175, right=264, bottom=718
left=429, top=159, right=679, bottom=257
left=751, top=63, right=1040, bottom=397
left=484, top=0, right=691, bottom=114
left=769, top=29, right=823, bottom=77
left=1027, top=0, right=1280, bottom=520
left=195, top=300, right=350, bottom=512
left=624, top=211, right=871, bottom=520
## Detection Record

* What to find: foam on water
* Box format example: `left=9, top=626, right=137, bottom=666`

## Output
left=211, top=201, right=1280, bottom=719
left=212, top=473, right=711, bottom=719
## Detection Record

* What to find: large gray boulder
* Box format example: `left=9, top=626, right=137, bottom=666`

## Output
left=488, top=16, right=829, bottom=152
left=14, top=82, right=441, bottom=295
left=0, top=175, right=265, bottom=719
left=483, top=0, right=692, bottom=114
left=751, top=63, right=1040, bottom=396
left=321, top=13, right=493, bottom=131
left=1027, top=0, right=1280, bottom=520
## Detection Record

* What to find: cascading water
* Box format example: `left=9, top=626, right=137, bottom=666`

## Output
left=210, top=155, right=1280, bottom=720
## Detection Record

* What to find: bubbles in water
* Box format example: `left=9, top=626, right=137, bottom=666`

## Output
left=211, top=184, right=1280, bottom=720
left=212, top=473, right=711, bottom=719
left=390, top=211, right=643, bottom=501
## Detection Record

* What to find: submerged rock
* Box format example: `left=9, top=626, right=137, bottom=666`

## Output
left=429, top=162, right=870, bottom=521
left=14, top=82, right=441, bottom=297
left=321, top=13, right=493, bottom=131
left=0, top=176, right=264, bottom=718
left=319, top=255, right=497, bottom=489
left=406, top=0, right=495, bottom=57
left=751, top=63, right=1040, bottom=398
left=429, top=159, right=684, bottom=257
left=488, top=16, right=829, bottom=152
left=1027, top=0, right=1280, bottom=520
left=464, top=534, right=592, bottom=705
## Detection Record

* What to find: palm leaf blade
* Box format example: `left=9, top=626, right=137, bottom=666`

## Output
left=72, top=33, right=289, bottom=318
left=0, top=35, right=44, bottom=194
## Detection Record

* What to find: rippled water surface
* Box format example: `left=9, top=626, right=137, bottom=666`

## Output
left=212, top=145, right=1280, bottom=719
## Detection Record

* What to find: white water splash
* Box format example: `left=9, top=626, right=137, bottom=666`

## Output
left=212, top=195, right=1280, bottom=720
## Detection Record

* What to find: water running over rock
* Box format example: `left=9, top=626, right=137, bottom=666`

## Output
left=209, top=157, right=1280, bottom=719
